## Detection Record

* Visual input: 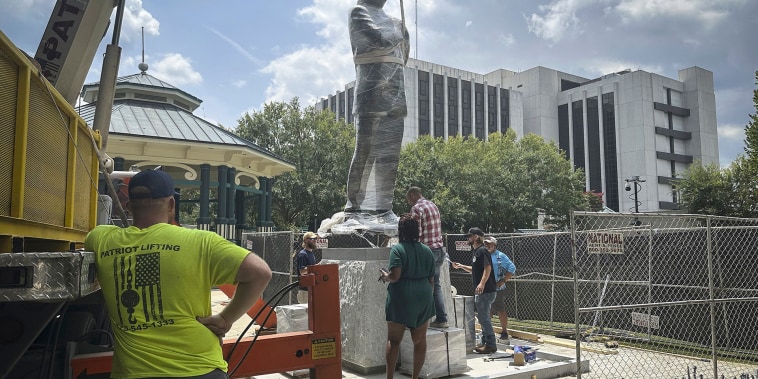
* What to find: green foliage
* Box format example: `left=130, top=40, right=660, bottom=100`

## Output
left=235, top=98, right=355, bottom=231
left=744, top=71, right=758, bottom=160
left=393, top=131, right=588, bottom=233
left=727, top=156, right=758, bottom=217
left=677, top=71, right=758, bottom=218
left=676, top=161, right=732, bottom=215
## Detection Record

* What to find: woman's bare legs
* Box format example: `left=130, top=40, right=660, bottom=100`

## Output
left=408, top=322, right=429, bottom=379
left=385, top=321, right=406, bottom=379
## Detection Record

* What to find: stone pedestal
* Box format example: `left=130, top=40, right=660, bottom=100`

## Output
left=451, top=295, right=477, bottom=350
left=399, top=327, right=468, bottom=378
left=321, top=247, right=456, bottom=374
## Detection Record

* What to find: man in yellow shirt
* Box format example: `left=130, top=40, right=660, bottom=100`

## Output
left=85, top=169, right=272, bottom=378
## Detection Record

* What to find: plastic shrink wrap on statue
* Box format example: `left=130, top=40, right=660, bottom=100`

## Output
left=344, top=0, right=409, bottom=220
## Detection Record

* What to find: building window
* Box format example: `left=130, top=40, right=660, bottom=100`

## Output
left=561, top=79, right=581, bottom=91
left=461, top=80, right=471, bottom=137
left=572, top=100, right=584, bottom=171
left=347, top=87, right=354, bottom=124
left=448, top=78, right=458, bottom=137
left=418, top=71, right=430, bottom=136
left=487, top=86, right=497, bottom=135
left=338, top=91, right=345, bottom=120
left=433, top=74, right=444, bottom=138
left=587, top=97, right=601, bottom=193
left=558, top=104, right=569, bottom=161
left=602, top=93, right=619, bottom=211
left=500, top=89, right=509, bottom=133
left=475, top=83, right=484, bottom=139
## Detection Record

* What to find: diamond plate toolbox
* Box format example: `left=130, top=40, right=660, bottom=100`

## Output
left=0, top=251, right=100, bottom=302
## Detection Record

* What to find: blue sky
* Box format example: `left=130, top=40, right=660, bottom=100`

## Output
left=1, top=0, right=756, bottom=167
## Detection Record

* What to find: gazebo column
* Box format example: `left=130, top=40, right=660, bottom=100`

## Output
left=173, top=188, right=180, bottom=225
left=265, top=178, right=274, bottom=228
left=197, top=164, right=211, bottom=230
left=216, top=165, right=228, bottom=238
left=256, top=177, right=271, bottom=232
left=235, top=190, right=248, bottom=241
left=113, top=157, right=125, bottom=171
left=226, top=167, right=237, bottom=241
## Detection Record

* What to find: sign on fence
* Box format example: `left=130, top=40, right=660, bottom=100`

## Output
left=455, top=241, right=470, bottom=251
left=631, top=311, right=660, bottom=329
left=315, top=238, right=329, bottom=249
left=587, top=231, right=625, bottom=254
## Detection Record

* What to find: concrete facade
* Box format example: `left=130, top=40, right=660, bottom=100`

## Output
left=318, top=59, right=719, bottom=213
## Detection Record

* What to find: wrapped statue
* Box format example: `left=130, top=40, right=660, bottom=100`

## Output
left=345, top=0, right=409, bottom=215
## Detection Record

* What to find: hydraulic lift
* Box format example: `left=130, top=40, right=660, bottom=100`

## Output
left=69, top=264, right=342, bottom=378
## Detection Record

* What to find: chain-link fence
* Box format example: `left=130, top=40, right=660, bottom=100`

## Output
left=444, top=232, right=576, bottom=335
left=240, top=230, right=393, bottom=305
left=241, top=218, right=758, bottom=378
left=571, top=212, right=758, bottom=378
left=240, top=231, right=296, bottom=304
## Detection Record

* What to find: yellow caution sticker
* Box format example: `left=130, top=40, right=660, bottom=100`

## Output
left=311, top=337, right=337, bottom=360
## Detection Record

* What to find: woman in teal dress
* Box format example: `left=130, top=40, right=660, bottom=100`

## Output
left=379, top=213, right=435, bottom=379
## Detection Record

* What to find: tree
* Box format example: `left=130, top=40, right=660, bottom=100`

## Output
left=235, top=98, right=355, bottom=231
left=676, top=161, right=732, bottom=215
left=393, top=130, right=587, bottom=233
left=744, top=71, right=758, bottom=160
left=677, top=70, right=758, bottom=217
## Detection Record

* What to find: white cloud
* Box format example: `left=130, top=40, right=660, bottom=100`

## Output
left=7, top=0, right=51, bottom=19
left=297, top=0, right=354, bottom=39
left=526, top=0, right=590, bottom=43
left=613, top=0, right=736, bottom=29
left=260, top=44, right=352, bottom=105
left=122, top=0, right=160, bottom=43
left=499, top=33, right=516, bottom=47
left=232, top=80, right=247, bottom=88
left=718, top=123, right=745, bottom=140
left=465, top=20, right=473, bottom=28
left=149, top=53, right=202, bottom=86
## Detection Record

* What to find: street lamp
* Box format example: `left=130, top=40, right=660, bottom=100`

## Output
left=625, top=176, right=645, bottom=225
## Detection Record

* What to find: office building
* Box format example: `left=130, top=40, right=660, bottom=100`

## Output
left=317, top=59, right=718, bottom=213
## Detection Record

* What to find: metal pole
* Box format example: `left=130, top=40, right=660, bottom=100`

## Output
left=571, top=212, right=582, bottom=378
left=706, top=216, right=718, bottom=379
left=634, top=182, right=639, bottom=213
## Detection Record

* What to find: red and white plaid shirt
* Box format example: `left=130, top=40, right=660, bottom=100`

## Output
left=411, top=197, right=443, bottom=249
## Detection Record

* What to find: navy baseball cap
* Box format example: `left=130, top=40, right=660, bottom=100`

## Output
left=468, top=227, right=484, bottom=236
left=128, top=169, right=177, bottom=199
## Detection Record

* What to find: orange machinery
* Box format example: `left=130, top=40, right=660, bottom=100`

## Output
left=70, top=264, right=342, bottom=378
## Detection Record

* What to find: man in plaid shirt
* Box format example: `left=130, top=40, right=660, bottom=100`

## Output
left=406, top=186, right=448, bottom=328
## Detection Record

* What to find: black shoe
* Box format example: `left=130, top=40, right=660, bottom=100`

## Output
left=474, top=345, right=497, bottom=354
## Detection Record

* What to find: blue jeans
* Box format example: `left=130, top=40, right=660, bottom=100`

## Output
left=475, top=291, right=497, bottom=348
left=431, top=247, right=447, bottom=323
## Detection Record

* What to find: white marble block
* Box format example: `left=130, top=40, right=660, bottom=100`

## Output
left=451, top=295, right=476, bottom=350
left=399, top=327, right=469, bottom=378
left=274, top=303, right=309, bottom=333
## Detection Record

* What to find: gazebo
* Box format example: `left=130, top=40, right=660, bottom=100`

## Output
left=78, top=67, right=295, bottom=240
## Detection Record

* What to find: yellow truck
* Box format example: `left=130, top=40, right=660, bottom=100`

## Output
left=1, top=1, right=122, bottom=376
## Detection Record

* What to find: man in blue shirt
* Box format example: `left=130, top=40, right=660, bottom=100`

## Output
left=483, top=236, right=516, bottom=342
left=295, top=232, right=318, bottom=304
